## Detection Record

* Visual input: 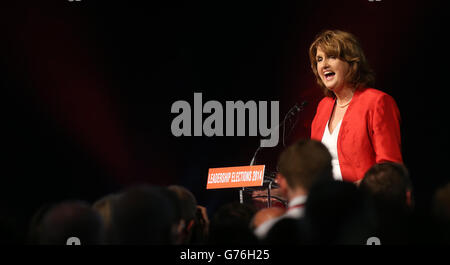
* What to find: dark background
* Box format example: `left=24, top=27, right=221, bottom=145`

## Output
left=1, top=0, right=448, bottom=243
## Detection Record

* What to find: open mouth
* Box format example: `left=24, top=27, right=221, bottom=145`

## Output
left=324, top=71, right=335, bottom=81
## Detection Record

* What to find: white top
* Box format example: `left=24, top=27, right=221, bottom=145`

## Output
left=321, top=119, right=343, bottom=181
left=253, top=195, right=307, bottom=240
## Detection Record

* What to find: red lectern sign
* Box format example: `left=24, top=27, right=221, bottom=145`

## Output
left=206, top=165, right=265, bottom=189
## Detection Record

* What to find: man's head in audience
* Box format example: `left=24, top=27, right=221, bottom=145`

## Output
left=276, top=139, right=333, bottom=201
left=359, top=162, right=414, bottom=213
left=431, top=182, right=450, bottom=244
left=168, top=185, right=198, bottom=244
left=304, top=180, right=376, bottom=244
left=108, top=185, right=177, bottom=244
left=208, top=202, right=257, bottom=245
left=37, top=201, right=105, bottom=245
left=433, top=182, right=450, bottom=224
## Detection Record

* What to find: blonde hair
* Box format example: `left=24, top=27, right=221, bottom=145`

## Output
left=309, top=30, right=375, bottom=97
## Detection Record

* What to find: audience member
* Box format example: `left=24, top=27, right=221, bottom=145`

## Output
left=107, top=185, right=177, bottom=244
left=35, top=200, right=105, bottom=245
left=263, top=217, right=309, bottom=245
left=168, top=185, right=200, bottom=244
left=302, top=180, right=377, bottom=244
left=92, top=193, right=121, bottom=244
left=254, top=139, right=333, bottom=239
left=431, top=182, right=450, bottom=244
left=208, top=202, right=257, bottom=245
left=189, top=205, right=210, bottom=245
left=28, top=203, right=53, bottom=244
left=359, top=162, right=414, bottom=244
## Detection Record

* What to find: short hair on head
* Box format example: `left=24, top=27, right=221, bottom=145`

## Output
left=38, top=200, right=105, bottom=245
left=208, top=202, right=257, bottom=245
left=109, top=185, right=177, bottom=244
left=277, top=139, right=333, bottom=191
left=432, top=182, right=450, bottom=222
left=309, top=29, right=375, bottom=97
left=359, top=162, right=412, bottom=210
left=303, top=180, right=376, bottom=244
left=168, top=185, right=197, bottom=222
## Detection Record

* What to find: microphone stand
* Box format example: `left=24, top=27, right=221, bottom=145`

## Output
left=239, top=101, right=307, bottom=204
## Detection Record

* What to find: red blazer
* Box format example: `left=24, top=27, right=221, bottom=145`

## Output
left=311, top=88, right=402, bottom=182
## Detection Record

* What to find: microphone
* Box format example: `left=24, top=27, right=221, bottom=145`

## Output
left=282, top=100, right=307, bottom=146
left=249, top=100, right=307, bottom=165
left=245, top=100, right=307, bottom=206
left=291, top=100, right=308, bottom=115
left=299, top=100, right=308, bottom=109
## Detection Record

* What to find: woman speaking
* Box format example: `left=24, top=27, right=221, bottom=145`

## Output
left=309, top=30, right=402, bottom=184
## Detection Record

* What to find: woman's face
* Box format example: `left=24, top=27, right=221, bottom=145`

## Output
left=316, top=47, right=350, bottom=93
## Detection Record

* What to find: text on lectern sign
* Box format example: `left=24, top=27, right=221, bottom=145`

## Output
left=206, top=165, right=265, bottom=189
